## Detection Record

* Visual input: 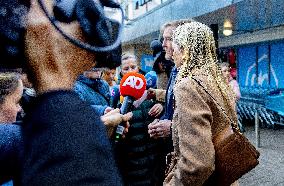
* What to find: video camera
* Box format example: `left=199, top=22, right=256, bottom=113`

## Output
left=0, top=0, right=124, bottom=70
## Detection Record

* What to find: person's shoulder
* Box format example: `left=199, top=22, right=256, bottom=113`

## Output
left=98, top=79, right=111, bottom=94
left=229, top=79, right=239, bottom=85
left=100, top=79, right=110, bottom=88
left=175, top=76, right=199, bottom=89
left=175, top=75, right=213, bottom=96
left=74, top=79, right=85, bottom=87
left=74, top=81, right=87, bottom=92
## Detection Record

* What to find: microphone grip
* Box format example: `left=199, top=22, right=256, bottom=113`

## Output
left=120, top=96, right=135, bottom=114
left=115, top=96, right=135, bottom=142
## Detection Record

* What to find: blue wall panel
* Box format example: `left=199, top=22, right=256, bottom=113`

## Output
left=238, top=46, right=257, bottom=87
left=237, top=42, right=284, bottom=90
left=238, top=47, right=256, bottom=87
left=271, top=0, right=284, bottom=26
left=270, top=42, right=284, bottom=88
left=236, top=1, right=257, bottom=31
left=258, top=0, right=270, bottom=29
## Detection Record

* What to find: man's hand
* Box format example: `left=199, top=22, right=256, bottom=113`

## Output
left=148, top=103, right=163, bottom=117
left=148, top=119, right=171, bottom=138
left=147, top=88, right=156, bottom=100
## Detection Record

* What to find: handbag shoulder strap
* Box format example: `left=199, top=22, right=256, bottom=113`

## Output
left=192, top=77, right=238, bottom=131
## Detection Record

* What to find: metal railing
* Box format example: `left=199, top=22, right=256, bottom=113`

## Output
left=237, top=86, right=284, bottom=147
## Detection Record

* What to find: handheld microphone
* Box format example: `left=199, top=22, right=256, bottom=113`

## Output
left=115, top=72, right=146, bottom=142
left=145, top=71, right=157, bottom=89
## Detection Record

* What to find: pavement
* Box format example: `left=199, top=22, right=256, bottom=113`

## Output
left=239, top=125, right=284, bottom=186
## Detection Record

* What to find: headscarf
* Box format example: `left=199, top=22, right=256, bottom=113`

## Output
left=173, top=21, right=236, bottom=112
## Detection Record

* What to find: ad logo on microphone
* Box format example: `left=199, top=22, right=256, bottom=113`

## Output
left=120, top=72, right=146, bottom=100
left=122, top=76, right=144, bottom=89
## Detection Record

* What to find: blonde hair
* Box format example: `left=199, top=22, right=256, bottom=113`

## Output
left=121, top=53, right=137, bottom=62
left=0, top=72, right=21, bottom=104
left=173, top=22, right=236, bottom=115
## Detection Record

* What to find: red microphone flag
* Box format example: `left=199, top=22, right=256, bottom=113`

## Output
left=120, top=72, right=146, bottom=100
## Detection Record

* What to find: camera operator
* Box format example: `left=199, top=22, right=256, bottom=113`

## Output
left=0, top=0, right=130, bottom=185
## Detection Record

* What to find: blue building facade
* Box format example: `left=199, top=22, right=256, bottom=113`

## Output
left=225, top=0, right=284, bottom=127
left=122, top=0, right=284, bottom=127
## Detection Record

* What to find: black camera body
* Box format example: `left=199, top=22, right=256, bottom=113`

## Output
left=0, top=0, right=30, bottom=70
left=0, top=0, right=122, bottom=70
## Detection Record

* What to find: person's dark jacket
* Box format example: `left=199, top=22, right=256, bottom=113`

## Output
left=74, top=75, right=111, bottom=116
left=152, top=67, right=178, bottom=158
left=116, top=100, right=165, bottom=186
left=17, top=88, right=36, bottom=121
left=160, top=67, right=178, bottom=121
left=20, top=88, right=36, bottom=113
left=0, top=123, right=23, bottom=185
left=20, top=90, right=123, bottom=185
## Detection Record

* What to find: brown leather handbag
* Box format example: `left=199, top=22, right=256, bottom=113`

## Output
left=193, top=77, right=260, bottom=186
left=213, top=120, right=260, bottom=186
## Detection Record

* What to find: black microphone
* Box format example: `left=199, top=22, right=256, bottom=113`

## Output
left=114, top=72, right=146, bottom=142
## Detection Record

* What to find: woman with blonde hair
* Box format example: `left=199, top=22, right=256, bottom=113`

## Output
left=164, top=22, right=239, bottom=185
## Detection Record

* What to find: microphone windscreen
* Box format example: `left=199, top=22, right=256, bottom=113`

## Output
left=145, top=71, right=157, bottom=89
left=120, top=72, right=146, bottom=100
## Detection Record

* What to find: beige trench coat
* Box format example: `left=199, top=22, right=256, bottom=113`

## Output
left=164, top=73, right=238, bottom=186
